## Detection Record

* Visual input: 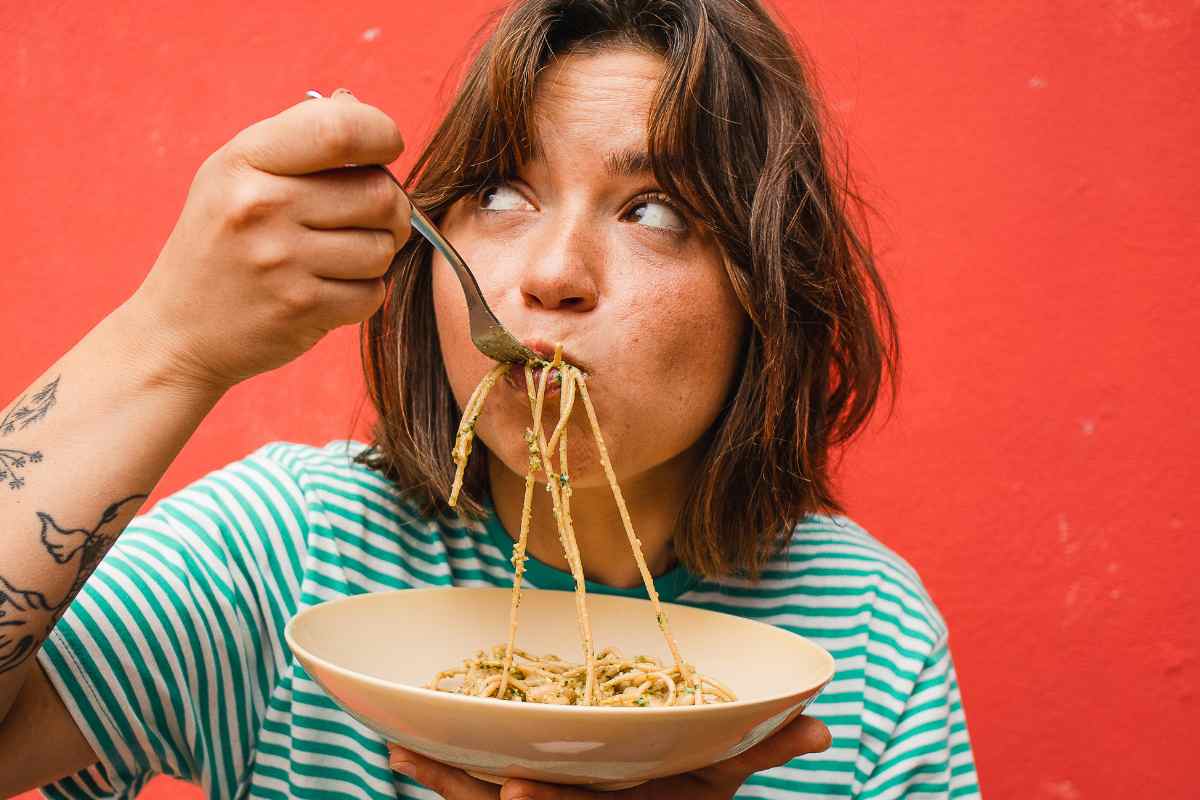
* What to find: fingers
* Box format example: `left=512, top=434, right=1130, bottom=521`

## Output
left=499, top=778, right=618, bottom=800
left=301, top=227, right=400, bottom=281
left=388, top=745, right=498, bottom=799
left=314, top=276, right=388, bottom=328
left=289, top=166, right=411, bottom=242
left=232, top=93, right=405, bottom=176
left=697, top=714, right=832, bottom=786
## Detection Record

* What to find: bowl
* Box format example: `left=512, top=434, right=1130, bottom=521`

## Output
left=284, top=587, right=835, bottom=790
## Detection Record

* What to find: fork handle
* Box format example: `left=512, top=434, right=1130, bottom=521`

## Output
left=392, top=183, right=497, bottom=330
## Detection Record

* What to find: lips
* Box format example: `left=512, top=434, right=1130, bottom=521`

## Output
left=519, top=338, right=589, bottom=374
left=500, top=338, right=589, bottom=398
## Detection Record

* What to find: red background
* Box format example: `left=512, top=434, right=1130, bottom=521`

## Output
left=3, top=1, right=1197, bottom=798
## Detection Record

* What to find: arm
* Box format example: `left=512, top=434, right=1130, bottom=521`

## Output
left=0, top=663, right=101, bottom=794
left=0, top=90, right=410, bottom=793
left=856, top=641, right=980, bottom=799
left=0, top=301, right=224, bottom=720
left=0, top=304, right=215, bottom=796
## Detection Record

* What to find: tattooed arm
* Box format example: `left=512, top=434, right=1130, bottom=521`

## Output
left=0, top=324, right=229, bottom=787
left=0, top=92, right=408, bottom=792
left=0, top=319, right=223, bottom=705
left=0, top=315, right=223, bottom=791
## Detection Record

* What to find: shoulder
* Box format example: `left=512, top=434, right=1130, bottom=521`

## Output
left=146, top=440, right=373, bottom=529
left=243, top=439, right=450, bottom=543
left=144, top=439, right=434, bottom=549
left=766, top=515, right=949, bottom=651
left=247, top=439, right=372, bottom=480
left=119, top=442, right=359, bottom=579
left=242, top=439, right=401, bottom=507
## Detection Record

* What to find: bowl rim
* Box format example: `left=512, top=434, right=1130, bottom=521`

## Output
left=284, top=586, right=837, bottom=717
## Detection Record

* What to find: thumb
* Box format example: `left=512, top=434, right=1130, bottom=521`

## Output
left=387, top=744, right=495, bottom=798
left=698, top=714, right=832, bottom=786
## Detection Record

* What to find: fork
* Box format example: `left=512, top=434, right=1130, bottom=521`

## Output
left=306, top=90, right=538, bottom=364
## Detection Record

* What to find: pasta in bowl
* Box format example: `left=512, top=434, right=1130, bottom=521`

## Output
left=284, top=586, right=835, bottom=790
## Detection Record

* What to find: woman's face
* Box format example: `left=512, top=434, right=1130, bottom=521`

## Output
left=432, top=47, right=745, bottom=490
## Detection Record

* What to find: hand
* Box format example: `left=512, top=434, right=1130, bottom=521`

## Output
left=387, top=714, right=831, bottom=799
left=129, top=88, right=411, bottom=392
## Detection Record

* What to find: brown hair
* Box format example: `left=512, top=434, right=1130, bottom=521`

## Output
left=358, top=0, right=898, bottom=578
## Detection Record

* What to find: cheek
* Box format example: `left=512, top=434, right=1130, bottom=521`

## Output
left=627, top=252, right=744, bottom=404
left=589, top=249, right=745, bottom=480
left=650, top=293, right=743, bottom=439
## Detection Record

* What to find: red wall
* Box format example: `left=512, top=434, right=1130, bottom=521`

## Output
left=3, top=2, right=1197, bottom=798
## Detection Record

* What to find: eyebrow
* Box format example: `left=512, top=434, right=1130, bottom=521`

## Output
left=518, top=142, right=658, bottom=181
left=602, top=148, right=654, bottom=178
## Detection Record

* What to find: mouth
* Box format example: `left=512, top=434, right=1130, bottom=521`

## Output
left=517, top=339, right=590, bottom=373
left=503, top=363, right=567, bottom=398
left=502, top=339, right=589, bottom=398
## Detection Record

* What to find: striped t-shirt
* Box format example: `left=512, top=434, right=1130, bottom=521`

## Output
left=37, top=441, right=980, bottom=799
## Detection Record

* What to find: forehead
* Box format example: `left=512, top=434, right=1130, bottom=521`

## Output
left=528, top=48, right=666, bottom=164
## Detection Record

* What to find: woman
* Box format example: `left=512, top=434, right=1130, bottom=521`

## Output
left=0, top=0, right=980, bottom=798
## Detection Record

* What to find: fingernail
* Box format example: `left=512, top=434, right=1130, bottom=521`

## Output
left=815, top=722, right=833, bottom=751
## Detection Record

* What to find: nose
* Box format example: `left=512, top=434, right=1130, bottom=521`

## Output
left=518, top=217, right=600, bottom=312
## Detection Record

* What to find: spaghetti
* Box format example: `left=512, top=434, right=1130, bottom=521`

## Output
left=428, top=347, right=735, bottom=707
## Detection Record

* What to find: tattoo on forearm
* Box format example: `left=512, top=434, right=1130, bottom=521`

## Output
left=1, top=376, right=60, bottom=435
left=0, top=493, right=147, bottom=674
left=0, top=376, right=59, bottom=490
left=0, top=447, right=44, bottom=490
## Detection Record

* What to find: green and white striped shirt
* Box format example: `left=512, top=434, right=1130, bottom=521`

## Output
left=37, top=441, right=980, bottom=799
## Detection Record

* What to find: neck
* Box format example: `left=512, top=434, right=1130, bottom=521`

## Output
left=488, top=449, right=696, bottom=589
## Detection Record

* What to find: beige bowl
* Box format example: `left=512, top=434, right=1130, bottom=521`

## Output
left=285, top=587, right=834, bottom=790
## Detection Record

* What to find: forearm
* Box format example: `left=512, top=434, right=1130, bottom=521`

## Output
left=0, top=297, right=224, bottom=722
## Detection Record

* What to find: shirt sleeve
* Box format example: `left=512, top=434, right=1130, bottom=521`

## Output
left=35, top=444, right=310, bottom=799
left=857, top=640, right=981, bottom=799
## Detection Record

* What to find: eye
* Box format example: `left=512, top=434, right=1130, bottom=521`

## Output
left=479, top=183, right=534, bottom=212
left=626, top=196, right=687, bottom=232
